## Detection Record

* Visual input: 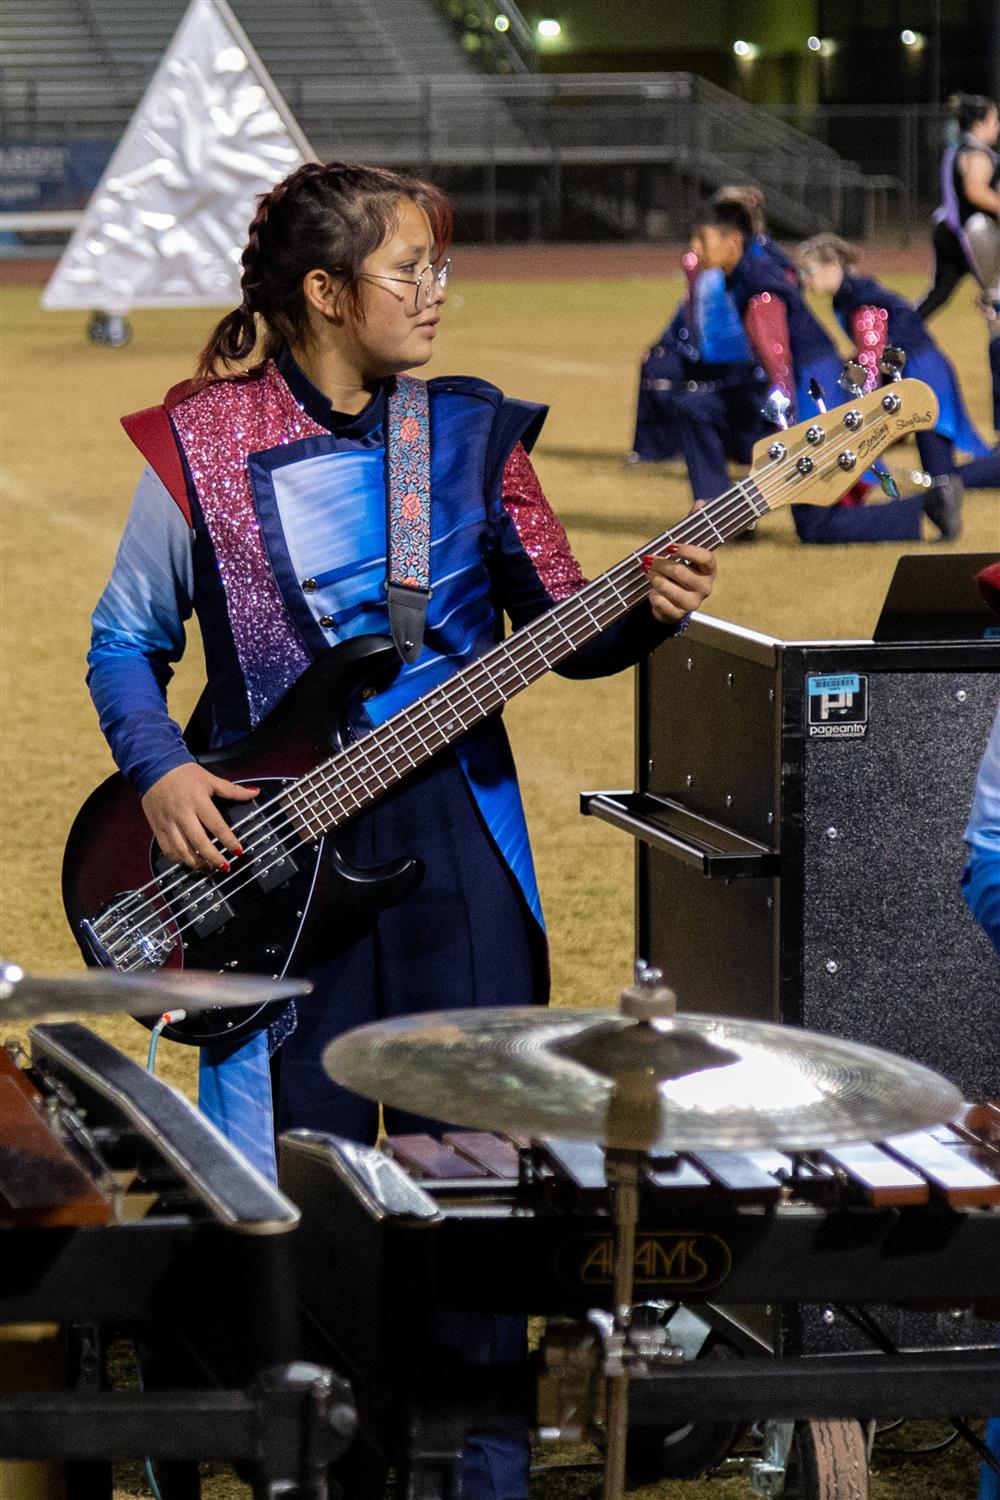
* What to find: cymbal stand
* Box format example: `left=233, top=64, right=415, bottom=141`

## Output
left=602, top=1147, right=641, bottom=1500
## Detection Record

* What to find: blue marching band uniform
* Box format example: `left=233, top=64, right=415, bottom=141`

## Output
left=631, top=252, right=769, bottom=465
left=90, top=349, right=678, bottom=1171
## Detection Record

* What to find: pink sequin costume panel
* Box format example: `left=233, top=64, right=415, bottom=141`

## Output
left=501, top=442, right=586, bottom=602
left=850, top=305, right=889, bottom=393
left=744, top=292, right=795, bottom=405
left=170, top=363, right=329, bottom=724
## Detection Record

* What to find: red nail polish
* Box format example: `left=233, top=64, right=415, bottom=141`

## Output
left=220, top=860, right=230, bottom=873
left=665, top=543, right=679, bottom=554
left=233, top=845, right=244, bottom=857
left=640, top=554, right=655, bottom=570
left=247, top=787, right=260, bottom=794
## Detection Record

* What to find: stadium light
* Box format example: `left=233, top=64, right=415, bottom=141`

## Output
left=900, top=28, right=926, bottom=49
left=733, top=39, right=759, bottom=60
left=494, top=13, right=510, bottom=30
left=537, top=18, right=562, bottom=39
left=806, top=35, right=821, bottom=51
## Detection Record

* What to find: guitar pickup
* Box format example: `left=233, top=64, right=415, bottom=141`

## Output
left=184, top=884, right=237, bottom=941
left=150, top=860, right=236, bottom=943
left=236, top=806, right=301, bottom=893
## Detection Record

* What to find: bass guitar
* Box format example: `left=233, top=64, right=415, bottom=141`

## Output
left=63, top=380, right=937, bottom=1043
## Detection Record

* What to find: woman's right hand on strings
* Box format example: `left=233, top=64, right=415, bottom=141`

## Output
left=141, top=763, right=259, bottom=872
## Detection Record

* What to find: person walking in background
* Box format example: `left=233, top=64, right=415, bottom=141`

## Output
left=683, top=199, right=960, bottom=543
left=798, top=233, right=994, bottom=528
left=921, top=94, right=1000, bottom=435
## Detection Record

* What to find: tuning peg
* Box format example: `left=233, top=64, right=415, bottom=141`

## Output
left=878, top=345, right=906, bottom=382
left=838, top=359, right=866, bottom=398
left=761, top=387, right=792, bottom=429
left=808, top=378, right=828, bottom=413
left=873, top=461, right=900, bottom=499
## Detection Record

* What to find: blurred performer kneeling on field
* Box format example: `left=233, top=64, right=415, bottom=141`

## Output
left=919, top=93, right=1000, bottom=437
left=961, top=558, right=1000, bottom=1500
left=629, top=186, right=786, bottom=468
left=798, top=233, right=997, bottom=536
left=85, top=160, right=717, bottom=1500
left=684, top=199, right=964, bottom=543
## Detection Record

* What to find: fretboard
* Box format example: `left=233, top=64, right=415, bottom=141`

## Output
left=283, top=476, right=767, bottom=840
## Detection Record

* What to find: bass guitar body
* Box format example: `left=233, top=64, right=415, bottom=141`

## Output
left=62, top=636, right=419, bottom=1045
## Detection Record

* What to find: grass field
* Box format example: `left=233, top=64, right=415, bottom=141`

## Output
left=1, top=258, right=997, bottom=1499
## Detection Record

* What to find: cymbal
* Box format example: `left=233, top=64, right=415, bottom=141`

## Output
left=323, top=1006, right=962, bottom=1152
left=0, top=962, right=312, bottom=1021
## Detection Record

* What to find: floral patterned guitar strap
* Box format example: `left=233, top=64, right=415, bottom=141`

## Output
left=385, top=374, right=432, bottom=665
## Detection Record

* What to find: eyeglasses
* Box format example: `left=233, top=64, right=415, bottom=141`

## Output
left=360, top=258, right=451, bottom=312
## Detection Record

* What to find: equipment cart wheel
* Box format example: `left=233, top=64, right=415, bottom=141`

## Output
left=783, top=1419, right=870, bottom=1500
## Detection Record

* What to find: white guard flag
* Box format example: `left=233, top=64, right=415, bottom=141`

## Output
left=42, top=0, right=316, bottom=313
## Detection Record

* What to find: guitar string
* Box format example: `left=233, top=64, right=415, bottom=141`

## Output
left=102, top=435, right=878, bottom=968
left=107, top=382, right=902, bottom=940
left=95, top=508, right=726, bottom=947
left=103, top=436, right=864, bottom=971
left=97, top=477, right=767, bottom=956
left=95, top=464, right=785, bottom=945
left=97, top=424, right=896, bottom=966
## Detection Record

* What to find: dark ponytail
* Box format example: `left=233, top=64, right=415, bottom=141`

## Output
left=951, top=92, right=997, bottom=133
left=195, top=160, right=453, bottom=385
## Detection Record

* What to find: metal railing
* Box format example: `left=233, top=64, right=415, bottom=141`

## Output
left=1, top=71, right=914, bottom=245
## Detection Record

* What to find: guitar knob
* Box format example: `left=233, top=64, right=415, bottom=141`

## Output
left=805, top=425, right=824, bottom=446
left=882, top=392, right=901, bottom=414
left=796, top=456, right=815, bottom=475
left=843, top=409, right=863, bottom=431
left=838, top=451, right=857, bottom=471
left=767, top=441, right=787, bottom=461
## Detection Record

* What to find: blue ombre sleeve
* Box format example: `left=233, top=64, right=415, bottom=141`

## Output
left=962, top=701, right=1000, bottom=959
left=87, top=467, right=197, bottom=795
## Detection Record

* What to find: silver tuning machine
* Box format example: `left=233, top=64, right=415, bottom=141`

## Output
left=837, top=359, right=866, bottom=399
left=878, top=344, right=906, bottom=382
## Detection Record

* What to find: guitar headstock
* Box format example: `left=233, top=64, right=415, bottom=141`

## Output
left=748, top=379, right=939, bottom=510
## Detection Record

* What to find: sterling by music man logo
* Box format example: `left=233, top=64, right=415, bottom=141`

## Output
left=558, top=1231, right=732, bottom=1290
left=856, top=422, right=890, bottom=460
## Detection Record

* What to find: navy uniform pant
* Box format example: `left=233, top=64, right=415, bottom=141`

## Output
left=274, top=748, right=545, bottom=1500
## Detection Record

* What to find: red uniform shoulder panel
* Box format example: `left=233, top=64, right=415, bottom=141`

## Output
left=120, top=404, right=191, bottom=525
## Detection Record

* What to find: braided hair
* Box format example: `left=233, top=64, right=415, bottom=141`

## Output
left=196, top=161, right=452, bottom=384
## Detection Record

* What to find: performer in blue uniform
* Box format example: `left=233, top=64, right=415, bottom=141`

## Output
left=87, top=160, right=717, bottom=1500
left=630, top=186, right=787, bottom=469
left=630, top=249, right=768, bottom=464
left=798, top=234, right=994, bottom=518
left=683, top=200, right=962, bottom=543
